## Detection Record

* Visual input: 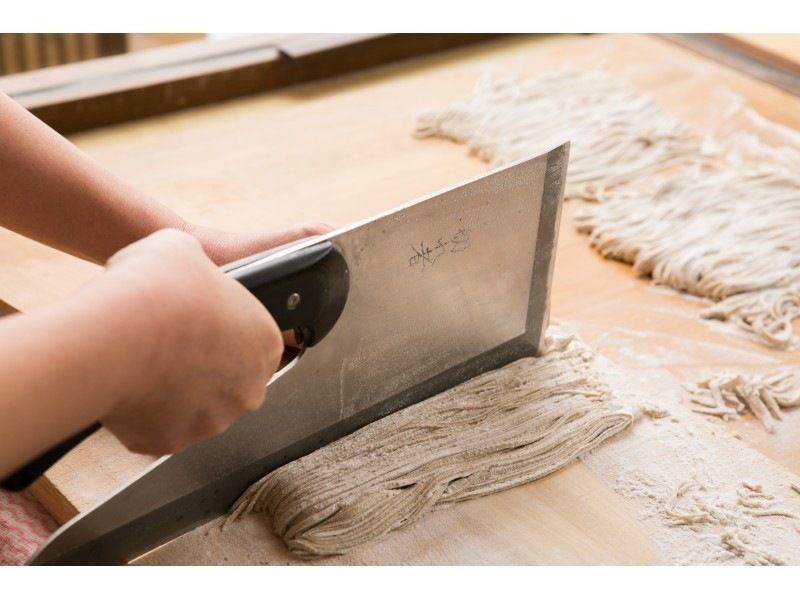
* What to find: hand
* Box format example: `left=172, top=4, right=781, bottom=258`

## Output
left=189, top=222, right=333, bottom=348
left=188, top=223, right=333, bottom=266
left=97, top=229, right=284, bottom=456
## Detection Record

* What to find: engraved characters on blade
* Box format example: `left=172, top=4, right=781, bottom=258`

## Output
left=408, top=228, right=472, bottom=270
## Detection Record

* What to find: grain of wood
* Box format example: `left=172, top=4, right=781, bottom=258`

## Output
left=1, top=33, right=798, bottom=563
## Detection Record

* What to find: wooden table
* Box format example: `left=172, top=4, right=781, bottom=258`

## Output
left=731, top=34, right=800, bottom=66
left=2, top=33, right=798, bottom=564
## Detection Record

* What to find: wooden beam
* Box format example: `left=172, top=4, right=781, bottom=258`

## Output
left=660, top=33, right=800, bottom=97
left=0, top=34, right=502, bottom=134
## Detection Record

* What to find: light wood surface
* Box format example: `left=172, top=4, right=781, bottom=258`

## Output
left=731, top=34, right=800, bottom=66
left=2, top=33, right=799, bottom=564
left=140, top=460, right=657, bottom=565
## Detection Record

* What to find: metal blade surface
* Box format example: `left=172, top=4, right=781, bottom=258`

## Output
left=29, top=143, right=568, bottom=564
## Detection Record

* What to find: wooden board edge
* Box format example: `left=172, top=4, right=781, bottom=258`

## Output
left=29, top=476, right=79, bottom=525
left=1, top=298, right=79, bottom=523
left=0, top=33, right=504, bottom=134
left=659, top=33, right=800, bottom=97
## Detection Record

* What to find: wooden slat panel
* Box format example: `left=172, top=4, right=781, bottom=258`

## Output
left=0, top=34, right=21, bottom=75
left=21, top=34, right=42, bottom=71
left=0, top=34, right=128, bottom=75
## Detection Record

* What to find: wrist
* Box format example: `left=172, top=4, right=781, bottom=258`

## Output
left=69, top=269, right=174, bottom=419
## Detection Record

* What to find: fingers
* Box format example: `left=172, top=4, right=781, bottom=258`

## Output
left=100, top=228, right=287, bottom=457
left=106, top=228, right=205, bottom=270
left=264, top=223, right=333, bottom=247
left=190, top=223, right=334, bottom=265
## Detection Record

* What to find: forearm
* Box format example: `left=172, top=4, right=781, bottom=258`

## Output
left=0, top=92, right=187, bottom=264
left=0, top=275, right=153, bottom=477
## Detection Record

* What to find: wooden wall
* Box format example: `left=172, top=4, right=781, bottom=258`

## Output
left=0, top=34, right=126, bottom=75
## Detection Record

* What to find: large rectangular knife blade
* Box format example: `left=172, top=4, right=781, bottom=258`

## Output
left=29, top=143, right=568, bottom=565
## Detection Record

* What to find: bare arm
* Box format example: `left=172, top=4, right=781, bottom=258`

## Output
left=0, top=92, right=189, bottom=263
left=0, top=95, right=331, bottom=477
left=0, top=231, right=283, bottom=479
left=0, top=92, right=329, bottom=265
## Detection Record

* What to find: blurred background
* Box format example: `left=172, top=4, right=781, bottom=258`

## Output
left=0, top=33, right=205, bottom=74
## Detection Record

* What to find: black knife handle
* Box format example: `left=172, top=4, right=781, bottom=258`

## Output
left=225, top=239, right=350, bottom=347
left=1, top=423, right=102, bottom=491
left=1, top=240, right=349, bottom=491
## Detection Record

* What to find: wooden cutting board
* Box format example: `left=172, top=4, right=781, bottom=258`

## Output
left=731, top=34, right=800, bottom=66
left=2, top=33, right=798, bottom=564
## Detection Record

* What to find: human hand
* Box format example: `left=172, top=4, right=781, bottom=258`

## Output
left=188, top=222, right=333, bottom=348
left=187, top=223, right=333, bottom=266
left=97, top=229, right=284, bottom=456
